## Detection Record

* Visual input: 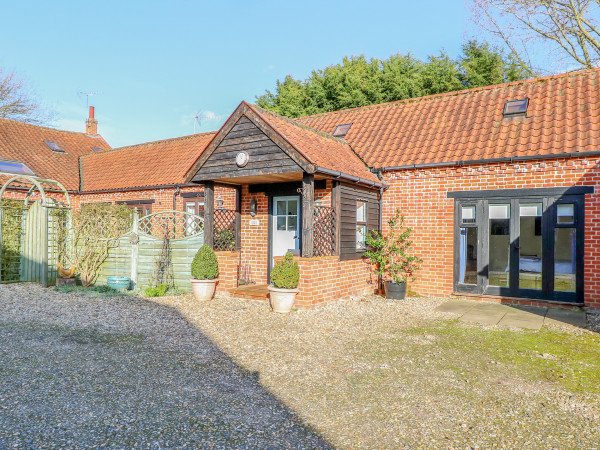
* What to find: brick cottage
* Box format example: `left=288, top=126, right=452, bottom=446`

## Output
left=1, top=68, right=599, bottom=310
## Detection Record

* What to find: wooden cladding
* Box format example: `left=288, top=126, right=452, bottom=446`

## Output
left=192, top=115, right=302, bottom=181
left=338, top=183, right=380, bottom=261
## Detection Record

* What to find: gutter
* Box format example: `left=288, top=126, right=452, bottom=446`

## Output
left=80, top=182, right=200, bottom=195
left=315, top=166, right=386, bottom=189
left=378, top=150, right=600, bottom=172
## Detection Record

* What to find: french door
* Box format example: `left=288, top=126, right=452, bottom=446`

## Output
left=454, top=193, right=585, bottom=303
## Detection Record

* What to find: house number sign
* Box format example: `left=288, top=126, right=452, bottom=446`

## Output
left=236, top=151, right=250, bottom=167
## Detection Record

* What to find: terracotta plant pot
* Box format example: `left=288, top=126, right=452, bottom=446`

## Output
left=190, top=278, right=217, bottom=301
left=268, top=286, right=298, bottom=313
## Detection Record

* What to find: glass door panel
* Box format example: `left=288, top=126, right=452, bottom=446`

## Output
left=554, top=227, right=576, bottom=292
left=518, top=203, right=543, bottom=290
left=458, top=227, right=477, bottom=284
left=488, top=204, right=510, bottom=287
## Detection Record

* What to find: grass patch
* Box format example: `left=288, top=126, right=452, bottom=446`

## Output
left=361, top=320, right=600, bottom=395
left=54, top=284, right=129, bottom=298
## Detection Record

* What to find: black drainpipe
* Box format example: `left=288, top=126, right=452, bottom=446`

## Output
left=377, top=170, right=385, bottom=294
left=172, top=186, right=181, bottom=210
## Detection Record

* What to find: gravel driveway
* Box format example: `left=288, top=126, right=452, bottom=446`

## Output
left=1, top=283, right=599, bottom=448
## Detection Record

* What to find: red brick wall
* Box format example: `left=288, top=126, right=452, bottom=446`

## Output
left=274, top=255, right=376, bottom=309
left=215, top=251, right=239, bottom=294
left=72, top=184, right=236, bottom=212
left=381, top=156, right=600, bottom=309
left=239, top=186, right=269, bottom=284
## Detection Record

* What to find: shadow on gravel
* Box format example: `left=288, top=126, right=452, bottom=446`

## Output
left=0, top=293, right=331, bottom=448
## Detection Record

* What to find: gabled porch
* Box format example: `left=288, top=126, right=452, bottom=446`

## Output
left=185, top=102, right=385, bottom=307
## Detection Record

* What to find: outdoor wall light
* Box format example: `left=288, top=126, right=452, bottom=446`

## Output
left=250, top=199, right=257, bottom=217
left=216, top=195, right=224, bottom=210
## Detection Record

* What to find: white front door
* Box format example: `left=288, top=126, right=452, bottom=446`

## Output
left=272, top=196, right=300, bottom=267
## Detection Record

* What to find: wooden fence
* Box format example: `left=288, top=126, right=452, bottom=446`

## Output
left=96, top=210, right=204, bottom=292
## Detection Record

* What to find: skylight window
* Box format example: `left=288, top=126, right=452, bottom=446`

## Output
left=503, top=98, right=529, bottom=117
left=44, top=141, right=64, bottom=152
left=0, top=159, right=35, bottom=175
left=332, top=123, right=352, bottom=137
left=91, top=147, right=104, bottom=152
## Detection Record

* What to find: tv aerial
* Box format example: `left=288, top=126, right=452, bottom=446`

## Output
left=193, top=111, right=207, bottom=134
left=78, top=91, right=102, bottom=108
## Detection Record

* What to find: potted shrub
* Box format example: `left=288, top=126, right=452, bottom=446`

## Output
left=365, top=209, right=422, bottom=300
left=268, top=252, right=300, bottom=313
left=190, top=245, right=219, bottom=301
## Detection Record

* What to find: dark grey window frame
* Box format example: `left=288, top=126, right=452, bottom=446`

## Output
left=449, top=187, right=592, bottom=304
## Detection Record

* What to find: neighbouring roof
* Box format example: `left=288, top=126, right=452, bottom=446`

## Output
left=0, top=118, right=111, bottom=190
left=295, top=67, right=600, bottom=169
left=245, top=103, right=380, bottom=184
left=80, top=132, right=216, bottom=191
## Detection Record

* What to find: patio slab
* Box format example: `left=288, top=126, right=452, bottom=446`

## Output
left=544, top=308, right=587, bottom=328
left=497, top=310, right=545, bottom=330
left=435, top=299, right=478, bottom=314
left=437, top=299, right=588, bottom=330
left=458, top=308, right=507, bottom=326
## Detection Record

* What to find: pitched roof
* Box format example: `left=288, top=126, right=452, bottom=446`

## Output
left=246, top=103, right=380, bottom=183
left=80, top=132, right=216, bottom=191
left=0, top=118, right=111, bottom=190
left=296, top=67, right=600, bottom=169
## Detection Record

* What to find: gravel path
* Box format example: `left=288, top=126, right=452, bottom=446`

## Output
left=1, top=283, right=599, bottom=448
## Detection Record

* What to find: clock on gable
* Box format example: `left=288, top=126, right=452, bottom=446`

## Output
left=235, top=151, right=250, bottom=167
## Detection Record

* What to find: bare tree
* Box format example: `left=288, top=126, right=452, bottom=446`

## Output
left=0, top=69, right=51, bottom=124
left=471, top=0, right=600, bottom=74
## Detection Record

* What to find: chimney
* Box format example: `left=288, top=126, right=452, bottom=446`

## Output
left=85, top=106, right=98, bottom=135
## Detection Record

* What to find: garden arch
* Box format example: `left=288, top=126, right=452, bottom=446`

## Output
left=0, top=175, right=71, bottom=286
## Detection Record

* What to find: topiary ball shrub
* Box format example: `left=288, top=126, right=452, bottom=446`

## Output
left=270, top=252, right=300, bottom=289
left=191, top=245, right=219, bottom=280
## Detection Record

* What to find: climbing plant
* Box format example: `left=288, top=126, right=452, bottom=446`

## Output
left=0, top=199, right=26, bottom=281
left=69, top=203, right=132, bottom=287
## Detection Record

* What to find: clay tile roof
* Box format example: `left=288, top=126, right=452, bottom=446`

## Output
left=246, top=103, right=380, bottom=183
left=295, top=67, right=600, bottom=169
left=0, top=118, right=111, bottom=190
left=80, top=132, right=216, bottom=192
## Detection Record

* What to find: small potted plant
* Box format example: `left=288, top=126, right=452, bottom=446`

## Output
left=190, top=245, right=219, bottom=301
left=365, top=209, right=422, bottom=299
left=268, top=252, right=300, bottom=313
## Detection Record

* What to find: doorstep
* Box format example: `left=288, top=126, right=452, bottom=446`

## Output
left=231, top=284, right=270, bottom=300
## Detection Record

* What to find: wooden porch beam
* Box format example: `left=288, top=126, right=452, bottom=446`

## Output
left=302, top=173, right=314, bottom=258
left=204, top=181, right=214, bottom=248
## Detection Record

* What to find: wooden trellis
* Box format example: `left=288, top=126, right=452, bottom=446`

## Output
left=313, top=206, right=336, bottom=256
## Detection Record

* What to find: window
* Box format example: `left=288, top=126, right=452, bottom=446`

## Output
left=332, top=123, right=352, bottom=137
left=44, top=141, right=64, bottom=153
left=184, top=198, right=204, bottom=216
left=91, top=147, right=104, bottom=152
left=503, top=98, right=528, bottom=117
left=356, top=200, right=367, bottom=250
left=450, top=188, right=590, bottom=304
left=0, top=159, right=35, bottom=175
left=117, top=200, right=153, bottom=216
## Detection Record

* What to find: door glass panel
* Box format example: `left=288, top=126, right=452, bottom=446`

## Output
left=557, top=204, right=574, bottom=224
left=288, top=201, right=297, bottom=215
left=489, top=204, right=510, bottom=287
left=459, top=227, right=477, bottom=284
left=555, top=228, right=576, bottom=292
left=519, top=203, right=542, bottom=290
left=276, top=216, right=286, bottom=231
left=276, top=200, right=286, bottom=216
left=288, top=216, right=297, bottom=231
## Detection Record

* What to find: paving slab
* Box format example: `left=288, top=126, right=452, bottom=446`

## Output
left=544, top=308, right=587, bottom=328
left=459, top=308, right=506, bottom=326
left=497, top=310, right=545, bottom=330
left=435, top=299, right=478, bottom=314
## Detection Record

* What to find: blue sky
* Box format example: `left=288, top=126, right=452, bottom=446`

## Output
left=1, top=1, right=470, bottom=147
